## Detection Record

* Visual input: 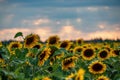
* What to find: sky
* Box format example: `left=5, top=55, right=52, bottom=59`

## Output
left=0, top=0, right=120, bottom=41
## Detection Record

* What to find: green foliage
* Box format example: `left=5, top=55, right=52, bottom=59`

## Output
left=0, top=32, right=120, bottom=80
left=14, top=32, right=23, bottom=38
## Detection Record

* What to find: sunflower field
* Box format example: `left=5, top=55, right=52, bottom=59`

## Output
left=0, top=32, right=120, bottom=80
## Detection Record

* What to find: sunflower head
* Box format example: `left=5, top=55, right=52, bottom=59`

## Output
left=32, top=43, right=42, bottom=49
left=98, top=49, right=110, bottom=61
left=76, top=38, right=84, bottom=45
left=24, top=34, right=40, bottom=48
left=69, top=49, right=74, bottom=53
left=47, top=35, right=60, bottom=46
left=8, top=41, right=22, bottom=54
left=88, top=60, right=106, bottom=74
left=50, top=57, right=55, bottom=65
left=48, top=46, right=59, bottom=57
left=96, top=75, right=110, bottom=80
left=62, top=56, right=77, bottom=70
left=59, top=40, right=71, bottom=50
left=112, top=49, right=120, bottom=57
left=73, top=46, right=83, bottom=54
left=38, top=48, right=51, bottom=66
left=81, top=47, right=95, bottom=60
left=26, top=52, right=35, bottom=58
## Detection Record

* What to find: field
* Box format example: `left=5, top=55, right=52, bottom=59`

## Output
left=0, top=32, right=120, bottom=80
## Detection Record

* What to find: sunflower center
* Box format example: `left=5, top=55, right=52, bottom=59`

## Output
left=63, top=58, right=72, bottom=65
left=26, top=36, right=34, bottom=45
left=99, top=51, right=108, bottom=58
left=84, top=49, right=94, bottom=57
left=77, top=48, right=82, bottom=52
left=49, top=37, right=57, bottom=44
left=78, top=40, right=82, bottom=44
left=60, top=42, right=68, bottom=48
left=92, top=63, right=103, bottom=71
left=99, top=79, right=104, bottom=80
left=33, top=45, right=40, bottom=49
left=114, top=50, right=119, bottom=55
left=39, top=51, right=46, bottom=61
left=12, top=44, right=19, bottom=48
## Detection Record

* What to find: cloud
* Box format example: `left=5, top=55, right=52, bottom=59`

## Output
left=87, top=7, right=98, bottom=11
left=76, top=18, right=82, bottom=23
left=87, top=30, right=120, bottom=40
left=58, top=25, right=82, bottom=40
left=98, top=24, right=105, bottom=29
left=86, top=6, right=110, bottom=12
left=97, top=23, right=120, bottom=31
left=33, top=18, right=50, bottom=26
left=22, top=18, right=50, bottom=26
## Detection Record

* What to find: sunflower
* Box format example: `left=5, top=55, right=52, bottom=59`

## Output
left=75, top=68, right=85, bottom=80
left=49, top=46, right=59, bottom=57
left=96, top=75, right=109, bottom=80
left=50, top=52, right=64, bottom=65
left=48, top=46, right=59, bottom=65
left=98, top=49, right=110, bottom=61
left=73, top=46, right=83, bottom=54
left=69, top=49, right=74, bottom=53
left=47, top=35, right=60, bottom=46
left=32, top=43, right=42, bottom=49
left=81, top=47, right=95, bottom=60
left=38, top=48, right=51, bottom=66
left=66, top=73, right=75, bottom=80
left=26, top=52, right=35, bottom=58
left=24, top=34, right=40, bottom=48
left=50, top=57, right=55, bottom=65
left=8, top=41, right=22, bottom=54
left=59, top=40, right=71, bottom=50
left=88, top=60, right=106, bottom=74
left=76, top=38, right=84, bottom=45
left=112, top=49, right=120, bottom=57
left=62, top=56, right=77, bottom=70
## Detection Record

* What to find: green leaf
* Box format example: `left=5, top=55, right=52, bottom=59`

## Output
left=14, top=32, right=23, bottom=38
left=113, top=74, right=120, bottom=80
